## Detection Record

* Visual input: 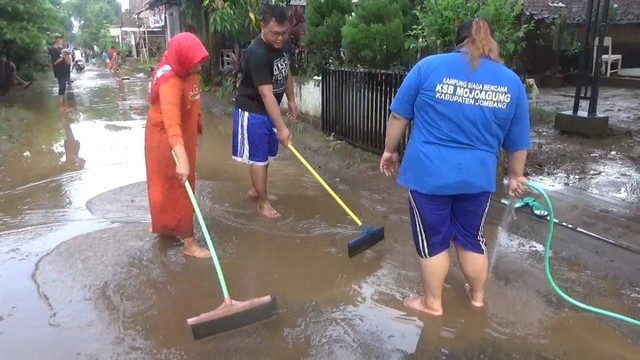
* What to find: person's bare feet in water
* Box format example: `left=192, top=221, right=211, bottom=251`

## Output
left=248, top=187, right=277, bottom=201
left=258, top=200, right=281, bottom=219
left=404, top=295, right=444, bottom=316
left=183, top=237, right=211, bottom=258
left=464, top=284, right=485, bottom=307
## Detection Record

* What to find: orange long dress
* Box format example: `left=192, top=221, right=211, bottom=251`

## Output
left=145, top=74, right=202, bottom=238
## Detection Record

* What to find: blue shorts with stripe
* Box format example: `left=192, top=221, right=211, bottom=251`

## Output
left=232, top=107, right=279, bottom=166
left=408, top=190, right=491, bottom=258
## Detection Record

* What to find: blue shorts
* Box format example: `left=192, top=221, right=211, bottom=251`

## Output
left=232, top=108, right=279, bottom=166
left=408, top=190, right=492, bottom=258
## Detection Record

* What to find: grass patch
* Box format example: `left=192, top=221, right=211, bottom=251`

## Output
left=0, top=106, right=31, bottom=145
left=530, top=107, right=556, bottom=125
left=216, top=78, right=236, bottom=103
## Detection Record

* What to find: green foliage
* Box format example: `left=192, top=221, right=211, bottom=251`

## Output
left=407, top=0, right=531, bottom=67
left=406, top=0, right=474, bottom=57
left=0, top=0, right=66, bottom=72
left=341, top=0, right=405, bottom=69
left=539, top=6, right=582, bottom=74
left=304, top=0, right=352, bottom=67
left=481, top=0, right=531, bottom=65
left=97, top=28, right=117, bottom=51
left=217, top=77, right=237, bottom=103
left=67, top=0, right=120, bottom=24
left=67, top=0, right=120, bottom=49
left=203, top=0, right=262, bottom=44
left=0, top=107, right=29, bottom=144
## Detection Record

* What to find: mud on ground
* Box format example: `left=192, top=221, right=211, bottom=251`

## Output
left=0, top=106, right=30, bottom=159
left=204, top=85, right=640, bottom=203
left=527, top=88, right=640, bottom=202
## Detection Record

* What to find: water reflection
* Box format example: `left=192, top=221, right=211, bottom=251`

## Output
left=61, top=114, right=85, bottom=170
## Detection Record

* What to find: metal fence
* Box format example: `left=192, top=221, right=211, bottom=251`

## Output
left=321, top=67, right=409, bottom=155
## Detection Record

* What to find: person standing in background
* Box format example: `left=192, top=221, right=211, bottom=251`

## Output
left=0, top=52, right=32, bottom=95
left=102, top=50, right=111, bottom=71
left=49, top=35, right=72, bottom=109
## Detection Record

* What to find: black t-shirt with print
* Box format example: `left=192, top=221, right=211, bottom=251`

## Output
left=49, top=46, right=71, bottom=79
left=235, top=35, right=290, bottom=115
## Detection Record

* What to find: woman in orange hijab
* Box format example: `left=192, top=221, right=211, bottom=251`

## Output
left=145, top=32, right=210, bottom=258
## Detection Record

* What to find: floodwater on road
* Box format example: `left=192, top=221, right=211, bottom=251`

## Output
left=0, top=66, right=639, bottom=359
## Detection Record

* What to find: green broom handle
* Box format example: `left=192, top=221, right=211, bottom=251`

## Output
left=172, top=151, right=230, bottom=299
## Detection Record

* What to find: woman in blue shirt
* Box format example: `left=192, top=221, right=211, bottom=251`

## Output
left=380, top=19, right=531, bottom=315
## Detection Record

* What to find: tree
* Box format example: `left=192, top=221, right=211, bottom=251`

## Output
left=304, top=0, right=352, bottom=67
left=67, top=0, right=121, bottom=26
left=341, top=0, right=405, bottom=69
left=66, top=0, right=120, bottom=49
left=0, top=0, right=67, bottom=78
left=85, top=1, right=118, bottom=49
left=407, top=0, right=531, bottom=67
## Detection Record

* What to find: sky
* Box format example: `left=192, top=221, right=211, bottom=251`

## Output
left=118, top=0, right=129, bottom=11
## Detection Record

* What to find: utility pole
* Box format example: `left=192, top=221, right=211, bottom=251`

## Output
left=119, top=12, right=124, bottom=48
left=554, top=0, right=612, bottom=136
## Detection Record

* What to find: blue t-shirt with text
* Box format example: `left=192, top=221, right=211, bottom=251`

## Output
left=390, top=51, right=531, bottom=195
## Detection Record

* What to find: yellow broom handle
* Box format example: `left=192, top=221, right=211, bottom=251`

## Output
left=288, top=144, right=363, bottom=226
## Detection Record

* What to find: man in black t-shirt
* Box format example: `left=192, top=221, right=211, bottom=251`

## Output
left=49, top=35, right=72, bottom=109
left=232, top=4, right=298, bottom=219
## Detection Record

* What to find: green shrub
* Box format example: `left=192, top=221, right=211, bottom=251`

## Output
left=0, top=0, right=67, bottom=75
left=341, top=0, right=405, bottom=69
left=304, top=0, right=353, bottom=67
left=407, top=0, right=531, bottom=67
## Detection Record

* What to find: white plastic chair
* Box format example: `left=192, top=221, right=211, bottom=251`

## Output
left=592, top=37, right=622, bottom=77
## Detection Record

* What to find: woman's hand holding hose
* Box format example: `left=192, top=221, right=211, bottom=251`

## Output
left=508, top=176, right=528, bottom=198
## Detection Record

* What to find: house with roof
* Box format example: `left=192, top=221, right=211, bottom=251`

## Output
left=110, top=9, right=143, bottom=58
left=523, top=0, right=639, bottom=80
left=119, top=0, right=179, bottom=60
left=133, top=0, right=185, bottom=44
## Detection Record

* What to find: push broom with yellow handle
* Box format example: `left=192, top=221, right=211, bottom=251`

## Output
left=288, top=144, right=385, bottom=257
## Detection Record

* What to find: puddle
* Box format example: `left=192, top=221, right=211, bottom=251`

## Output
left=1, top=65, right=639, bottom=359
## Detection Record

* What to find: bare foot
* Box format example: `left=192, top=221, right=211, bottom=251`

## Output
left=464, top=284, right=485, bottom=307
left=404, top=295, right=443, bottom=316
left=248, top=188, right=278, bottom=201
left=258, top=201, right=281, bottom=219
left=148, top=225, right=152, bottom=232
left=183, top=241, right=211, bottom=258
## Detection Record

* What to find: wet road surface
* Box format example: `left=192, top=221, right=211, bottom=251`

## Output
left=528, top=87, right=640, bottom=203
left=1, top=65, right=639, bottom=359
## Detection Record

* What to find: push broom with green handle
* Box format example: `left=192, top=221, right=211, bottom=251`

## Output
left=171, top=151, right=277, bottom=340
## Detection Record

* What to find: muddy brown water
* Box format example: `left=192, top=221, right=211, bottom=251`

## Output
left=528, top=88, right=640, bottom=202
left=0, top=66, right=639, bottom=359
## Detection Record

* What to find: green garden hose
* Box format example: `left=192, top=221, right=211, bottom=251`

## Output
left=526, top=181, right=640, bottom=327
